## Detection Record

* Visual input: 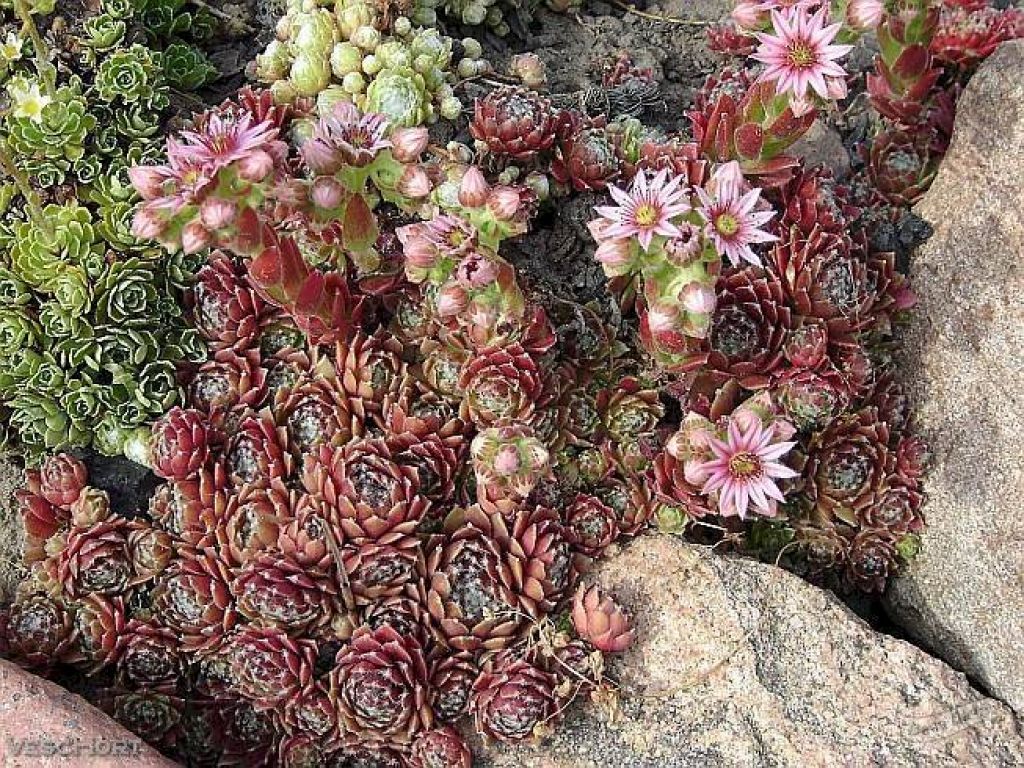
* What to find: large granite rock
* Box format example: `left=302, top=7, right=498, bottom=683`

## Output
left=478, top=537, right=1024, bottom=767
left=884, top=40, right=1024, bottom=715
left=0, top=660, right=176, bottom=767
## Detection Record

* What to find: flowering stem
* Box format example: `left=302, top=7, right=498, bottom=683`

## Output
left=0, top=138, right=52, bottom=238
left=12, top=0, right=55, bottom=96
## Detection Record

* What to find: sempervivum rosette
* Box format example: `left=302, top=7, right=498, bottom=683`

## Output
left=779, top=168, right=856, bottom=237
left=16, top=479, right=67, bottom=542
left=150, top=408, right=211, bottom=481
left=596, top=377, right=664, bottom=446
left=114, top=619, right=182, bottom=688
left=551, top=120, right=621, bottom=192
left=302, top=437, right=428, bottom=541
left=278, top=372, right=360, bottom=455
left=565, top=493, right=621, bottom=559
left=57, top=517, right=133, bottom=597
left=67, top=593, right=126, bottom=671
left=226, top=625, right=317, bottom=708
left=151, top=549, right=237, bottom=653
left=695, top=267, right=792, bottom=388
left=214, top=481, right=291, bottom=567
left=4, top=593, right=75, bottom=670
left=188, top=348, right=267, bottom=422
left=344, top=535, right=423, bottom=606
left=277, top=494, right=336, bottom=576
left=471, top=425, right=550, bottom=504
left=192, top=251, right=269, bottom=350
left=108, top=689, right=183, bottom=749
left=458, top=343, right=544, bottom=428
left=596, top=476, right=657, bottom=537
left=221, top=700, right=279, bottom=766
left=126, top=522, right=174, bottom=584
left=571, top=584, right=635, bottom=653
left=150, top=468, right=227, bottom=546
left=409, top=726, right=473, bottom=768
left=470, top=87, right=557, bottom=161
left=866, top=129, right=940, bottom=207
left=803, top=407, right=898, bottom=529
left=428, top=652, right=478, bottom=724
left=282, top=681, right=338, bottom=742
left=224, top=409, right=293, bottom=488
left=421, top=512, right=523, bottom=653
left=329, top=624, right=432, bottom=745
left=335, top=330, right=407, bottom=419
left=503, top=505, right=579, bottom=615
left=471, top=651, right=559, bottom=743
left=844, top=528, right=899, bottom=593
left=773, top=367, right=851, bottom=432
left=231, top=550, right=337, bottom=633
left=771, top=227, right=875, bottom=335
left=36, top=453, right=88, bottom=509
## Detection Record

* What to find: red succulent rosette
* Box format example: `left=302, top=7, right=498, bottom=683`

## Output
left=428, top=652, right=478, bottom=724
left=361, top=594, right=433, bottom=648
left=37, top=453, right=87, bottom=509
left=224, top=408, right=293, bottom=488
left=335, top=330, right=407, bottom=419
left=126, top=521, right=174, bottom=584
left=564, top=492, right=620, bottom=558
left=686, top=267, right=791, bottom=388
left=866, top=129, right=940, bottom=207
left=278, top=372, right=361, bottom=455
left=215, top=481, right=291, bottom=567
left=773, top=366, right=851, bottom=432
left=330, top=624, right=432, bottom=744
left=344, top=534, right=423, bottom=606
left=779, top=168, right=858, bottom=236
left=409, top=726, right=473, bottom=768
left=188, top=347, right=267, bottom=421
left=278, top=493, right=337, bottom=576
left=16, top=478, right=67, bottom=542
left=458, top=343, right=544, bottom=427
left=227, top=625, right=317, bottom=708
left=420, top=515, right=524, bottom=653
left=843, top=528, right=900, bottom=593
left=282, top=681, right=339, bottom=740
left=4, top=593, right=75, bottom=670
left=150, top=466, right=227, bottom=545
left=470, top=86, right=557, bottom=161
left=114, top=619, right=182, bottom=688
left=151, top=548, right=237, bottom=653
left=596, top=475, right=657, bottom=536
left=220, top=700, right=279, bottom=766
left=571, top=584, right=635, bottom=653
left=302, top=437, right=428, bottom=541
left=107, top=689, right=183, bottom=749
left=232, top=550, right=337, bottom=633
left=192, top=251, right=269, bottom=350
left=150, top=407, right=212, bottom=482
left=472, top=652, right=559, bottom=743
left=551, top=117, right=621, bottom=192
left=66, top=593, right=126, bottom=671
left=58, top=517, right=133, bottom=597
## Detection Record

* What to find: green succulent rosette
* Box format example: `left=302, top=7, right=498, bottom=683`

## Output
left=0, top=268, right=31, bottom=307
left=0, top=306, right=41, bottom=356
left=160, top=42, right=217, bottom=91
left=94, top=44, right=166, bottom=105
left=9, top=202, right=100, bottom=290
left=6, top=83, right=97, bottom=164
left=94, top=257, right=159, bottom=327
left=8, top=391, right=73, bottom=454
left=80, top=13, right=127, bottom=51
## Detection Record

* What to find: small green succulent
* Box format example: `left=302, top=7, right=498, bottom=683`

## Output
left=9, top=202, right=100, bottom=290
left=94, top=257, right=160, bottom=327
left=94, top=44, right=165, bottom=104
left=80, top=13, right=128, bottom=51
left=160, top=42, right=217, bottom=91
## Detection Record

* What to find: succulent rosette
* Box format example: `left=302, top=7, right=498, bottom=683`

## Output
left=4, top=593, right=76, bottom=670
left=470, top=87, right=557, bottom=161
left=232, top=550, right=337, bottom=633
left=224, top=409, right=293, bottom=487
left=57, top=517, right=133, bottom=597
left=330, top=624, right=432, bottom=744
left=471, top=425, right=550, bottom=503
left=37, top=453, right=88, bottom=509
left=458, top=343, right=544, bottom=427
left=227, top=625, right=317, bottom=707
left=67, top=594, right=126, bottom=671
left=115, top=620, right=182, bottom=688
left=472, top=652, right=559, bottom=743
left=108, top=689, right=183, bottom=749
left=150, top=407, right=211, bottom=481
left=151, top=549, right=237, bottom=652
left=571, top=584, right=635, bottom=653
left=409, top=726, right=473, bottom=768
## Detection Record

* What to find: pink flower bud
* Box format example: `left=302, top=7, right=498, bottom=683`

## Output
left=311, top=176, right=345, bottom=209
left=680, top=282, right=716, bottom=315
left=594, top=238, right=634, bottom=276
left=436, top=282, right=469, bottom=317
left=846, top=0, right=883, bottom=29
left=199, top=197, right=237, bottom=231
left=826, top=76, right=848, bottom=100
left=458, top=166, right=490, bottom=207
left=397, top=225, right=438, bottom=271
left=131, top=205, right=166, bottom=240
left=397, top=165, right=431, bottom=198
left=236, top=150, right=275, bottom=182
left=456, top=253, right=499, bottom=289
left=683, top=458, right=711, bottom=486
left=731, top=407, right=763, bottom=434
left=301, top=140, right=341, bottom=175
left=709, top=160, right=745, bottom=200
left=646, top=301, right=680, bottom=334
left=389, top=127, right=429, bottom=162
left=127, top=164, right=168, bottom=200
left=789, top=95, right=816, bottom=118
left=509, top=53, right=546, bottom=89
left=774, top=418, right=797, bottom=441
left=493, top=445, right=522, bottom=476
left=730, top=0, right=763, bottom=28
left=181, top=221, right=212, bottom=254
left=486, top=186, right=521, bottom=220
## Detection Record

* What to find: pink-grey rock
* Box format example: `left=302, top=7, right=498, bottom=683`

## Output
left=0, top=659, right=177, bottom=767
left=884, top=40, right=1024, bottom=716
left=477, top=536, right=1024, bottom=767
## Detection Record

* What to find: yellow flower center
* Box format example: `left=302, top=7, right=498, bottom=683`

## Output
left=728, top=451, right=762, bottom=479
left=787, top=42, right=816, bottom=69
left=715, top=212, right=740, bottom=237
left=633, top=203, right=659, bottom=227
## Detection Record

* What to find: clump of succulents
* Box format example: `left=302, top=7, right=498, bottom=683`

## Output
left=254, top=0, right=487, bottom=126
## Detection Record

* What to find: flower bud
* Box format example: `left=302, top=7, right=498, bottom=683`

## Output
left=236, top=149, right=275, bottom=182
left=486, top=186, right=521, bottom=220
left=455, top=253, right=498, bottom=288
left=846, top=0, right=883, bottom=30
left=458, top=166, right=490, bottom=207
left=646, top=300, right=680, bottom=334
left=493, top=445, right=522, bottom=476
left=680, top=281, right=716, bottom=315
left=731, top=0, right=764, bottom=29
left=683, top=458, right=711, bottom=486
left=594, top=238, right=634, bottom=276
left=390, top=126, right=429, bottom=162
left=397, top=165, right=431, bottom=198
left=127, top=165, right=167, bottom=200
left=131, top=206, right=166, bottom=240
left=181, top=221, right=212, bottom=254
left=301, top=139, right=341, bottom=175
left=199, top=197, right=237, bottom=231
left=436, top=282, right=469, bottom=317
left=311, top=176, right=346, bottom=209
left=826, top=76, right=848, bottom=100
